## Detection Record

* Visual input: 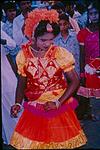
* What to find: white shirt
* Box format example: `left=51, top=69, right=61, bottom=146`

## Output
left=13, top=13, right=28, bottom=47
left=1, top=21, right=16, bottom=48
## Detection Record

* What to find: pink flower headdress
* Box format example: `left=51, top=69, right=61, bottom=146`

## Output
left=24, top=8, right=59, bottom=39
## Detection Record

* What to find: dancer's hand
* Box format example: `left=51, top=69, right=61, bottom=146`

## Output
left=10, top=104, right=21, bottom=118
left=44, top=101, right=57, bottom=111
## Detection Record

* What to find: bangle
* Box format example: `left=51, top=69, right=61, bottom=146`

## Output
left=54, top=100, right=61, bottom=109
left=15, top=103, right=23, bottom=111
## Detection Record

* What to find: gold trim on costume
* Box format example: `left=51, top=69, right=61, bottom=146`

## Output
left=10, top=130, right=87, bottom=149
left=36, top=89, right=66, bottom=103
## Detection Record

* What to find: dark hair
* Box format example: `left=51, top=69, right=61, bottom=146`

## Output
left=3, top=2, right=16, bottom=12
left=88, top=1, right=99, bottom=12
left=75, top=2, right=86, bottom=13
left=86, top=1, right=99, bottom=26
left=59, top=13, right=69, bottom=22
left=34, top=20, right=60, bottom=38
left=51, top=2, right=65, bottom=12
left=16, top=0, right=32, bottom=6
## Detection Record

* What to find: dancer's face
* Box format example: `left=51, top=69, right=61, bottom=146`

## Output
left=36, top=32, right=55, bottom=51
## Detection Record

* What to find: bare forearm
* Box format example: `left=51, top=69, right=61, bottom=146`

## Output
left=6, top=54, right=18, bottom=75
left=15, top=76, right=27, bottom=104
left=58, top=70, right=79, bottom=105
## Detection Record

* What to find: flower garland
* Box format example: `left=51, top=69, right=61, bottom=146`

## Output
left=24, top=8, right=59, bottom=39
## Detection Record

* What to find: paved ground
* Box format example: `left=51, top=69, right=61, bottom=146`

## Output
left=2, top=98, right=100, bottom=149
left=80, top=98, right=100, bottom=149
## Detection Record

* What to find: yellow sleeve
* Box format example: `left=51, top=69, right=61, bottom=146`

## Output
left=16, top=50, right=27, bottom=77
left=55, top=47, right=75, bottom=72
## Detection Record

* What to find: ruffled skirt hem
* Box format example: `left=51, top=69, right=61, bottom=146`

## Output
left=77, top=86, right=100, bottom=99
left=10, top=130, right=87, bottom=149
left=10, top=104, right=87, bottom=149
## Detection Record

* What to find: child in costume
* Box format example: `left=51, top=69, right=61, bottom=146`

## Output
left=10, top=9, right=87, bottom=149
left=77, top=1, right=100, bottom=120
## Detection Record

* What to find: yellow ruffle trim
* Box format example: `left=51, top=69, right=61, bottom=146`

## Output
left=55, top=47, right=75, bottom=72
left=10, top=130, right=87, bottom=149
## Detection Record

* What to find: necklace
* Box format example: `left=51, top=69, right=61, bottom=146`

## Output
left=30, top=46, right=46, bottom=58
left=30, top=46, right=38, bottom=52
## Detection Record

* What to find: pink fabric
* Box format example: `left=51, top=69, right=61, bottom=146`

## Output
left=77, top=86, right=100, bottom=99
left=85, top=58, right=100, bottom=89
left=77, top=28, right=100, bottom=98
left=77, top=29, right=99, bottom=64
left=23, top=98, right=78, bottom=118
left=84, top=31, right=99, bottom=64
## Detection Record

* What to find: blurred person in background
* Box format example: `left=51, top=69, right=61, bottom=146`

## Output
left=2, top=2, right=20, bottom=77
left=13, top=0, right=32, bottom=47
left=54, top=13, right=80, bottom=76
left=1, top=21, right=22, bottom=145
left=51, top=1, right=80, bottom=34
left=51, top=1, right=65, bottom=14
left=76, top=1, right=100, bottom=121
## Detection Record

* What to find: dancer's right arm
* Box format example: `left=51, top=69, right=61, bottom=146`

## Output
left=10, top=75, right=27, bottom=117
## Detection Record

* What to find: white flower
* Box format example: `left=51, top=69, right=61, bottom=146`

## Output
left=85, top=64, right=96, bottom=75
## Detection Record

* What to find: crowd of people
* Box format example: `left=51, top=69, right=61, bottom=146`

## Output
left=1, top=0, right=100, bottom=149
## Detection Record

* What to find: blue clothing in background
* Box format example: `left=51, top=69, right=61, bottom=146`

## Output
left=54, top=30, right=80, bottom=75
left=2, top=21, right=20, bottom=63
